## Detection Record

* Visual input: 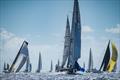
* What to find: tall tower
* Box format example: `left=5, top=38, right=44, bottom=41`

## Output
left=69, top=0, right=81, bottom=66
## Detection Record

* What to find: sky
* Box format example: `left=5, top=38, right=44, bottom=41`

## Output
left=0, top=0, right=120, bottom=73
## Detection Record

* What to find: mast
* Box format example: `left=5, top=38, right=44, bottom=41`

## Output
left=61, top=17, right=71, bottom=68
left=99, top=40, right=110, bottom=71
left=9, top=41, right=29, bottom=72
left=69, top=0, right=81, bottom=67
left=36, top=52, right=42, bottom=73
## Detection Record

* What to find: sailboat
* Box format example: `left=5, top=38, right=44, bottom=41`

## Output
left=99, top=41, right=118, bottom=72
left=55, top=59, right=60, bottom=72
left=87, top=48, right=93, bottom=72
left=49, top=60, right=53, bottom=72
left=61, top=16, right=71, bottom=68
left=36, top=52, right=42, bottom=73
left=107, top=42, right=118, bottom=72
left=60, top=0, right=82, bottom=74
left=3, top=62, right=9, bottom=73
left=9, top=41, right=29, bottom=72
left=99, top=41, right=110, bottom=71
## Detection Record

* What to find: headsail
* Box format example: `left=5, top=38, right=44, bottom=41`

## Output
left=99, top=41, right=110, bottom=71
left=107, top=42, right=118, bottom=72
left=49, top=60, right=53, bottom=72
left=61, top=17, right=71, bottom=68
left=9, top=41, right=29, bottom=72
left=69, top=0, right=81, bottom=68
left=36, top=52, right=42, bottom=73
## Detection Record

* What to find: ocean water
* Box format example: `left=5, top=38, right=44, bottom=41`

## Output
left=0, top=72, right=120, bottom=80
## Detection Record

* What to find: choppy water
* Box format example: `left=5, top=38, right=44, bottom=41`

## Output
left=0, top=72, right=120, bottom=80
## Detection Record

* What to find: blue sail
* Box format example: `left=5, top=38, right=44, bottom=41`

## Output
left=69, top=0, right=81, bottom=67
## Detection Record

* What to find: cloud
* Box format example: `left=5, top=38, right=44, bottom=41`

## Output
left=0, top=28, right=15, bottom=40
left=82, top=25, right=94, bottom=33
left=105, top=24, right=120, bottom=34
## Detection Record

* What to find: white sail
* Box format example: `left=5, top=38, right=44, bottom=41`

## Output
left=87, top=48, right=93, bottom=72
left=9, top=41, right=29, bottom=72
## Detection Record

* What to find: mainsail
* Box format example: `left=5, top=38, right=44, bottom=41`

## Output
left=87, top=48, right=93, bottom=72
left=99, top=41, right=110, bottom=71
left=107, top=42, right=118, bottom=72
left=49, top=60, right=53, bottom=72
left=69, top=0, right=81, bottom=68
left=61, top=17, right=71, bottom=68
left=9, top=41, right=29, bottom=72
left=36, top=52, right=42, bottom=73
